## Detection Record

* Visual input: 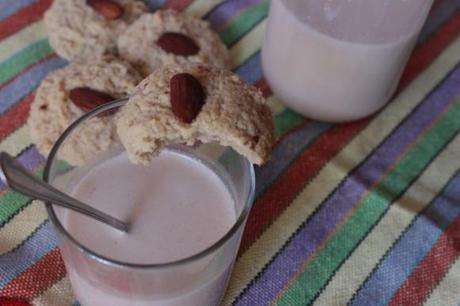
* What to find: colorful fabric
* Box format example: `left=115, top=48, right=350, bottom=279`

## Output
left=0, top=0, right=459, bottom=305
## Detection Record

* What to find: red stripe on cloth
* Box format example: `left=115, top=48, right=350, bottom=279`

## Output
left=0, top=248, right=66, bottom=301
left=0, top=0, right=53, bottom=41
left=0, top=93, right=34, bottom=140
left=389, top=215, right=460, bottom=306
left=239, top=119, right=369, bottom=254
left=0, top=297, right=30, bottom=306
left=165, top=0, right=194, bottom=11
left=254, top=79, right=272, bottom=97
left=397, top=9, right=460, bottom=91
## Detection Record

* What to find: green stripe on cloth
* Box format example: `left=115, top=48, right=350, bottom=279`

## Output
left=275, top=99, right=460, bottom=306
left=0, top=168, right=42, bottom=225
left=274, top=109, right=305, bottom=137
left=0, top=38, right=52, bottom=84
left=220, top=0, right=269, bottom=46
left=0, top=159, right=68, bottom=226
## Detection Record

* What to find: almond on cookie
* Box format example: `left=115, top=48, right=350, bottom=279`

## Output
left=28, top=58, right=142, bottom=166
left=116, top=64, right=275, bottom=166
left=117, top=10, right=230, bottom=76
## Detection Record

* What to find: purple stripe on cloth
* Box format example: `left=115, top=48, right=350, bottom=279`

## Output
left=0, top=146, right=44, bottom=193
left=235, top=51, right=263, bottom=84
left=233, top=63, right=460, bottom=306
left=350, top=171, right=460, bottom=305
left=205, top=0, right=263, bottom=30
left=0, top=221, right=57, bottom=288
left=0, top=0, right=36, bottom=20
left=0, top=56, right=67, bottom=115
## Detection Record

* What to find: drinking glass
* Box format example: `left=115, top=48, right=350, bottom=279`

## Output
left=43, top=99, right=255, bottom=306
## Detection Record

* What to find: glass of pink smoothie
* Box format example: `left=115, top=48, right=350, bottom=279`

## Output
left=43, top=99, right=255, bottom=306
left=262, top=0, right=434, bottom=122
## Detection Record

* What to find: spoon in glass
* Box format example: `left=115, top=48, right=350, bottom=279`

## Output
left=0, top=152, right=129, bottom=233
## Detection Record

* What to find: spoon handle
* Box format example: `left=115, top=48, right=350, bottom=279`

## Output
left=0, top=152, right=128, bottom=232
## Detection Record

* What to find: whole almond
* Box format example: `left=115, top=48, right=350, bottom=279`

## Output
left=69, top=87, right=116, bottom=116
left=87, top=0, right=124, bottom=19
left=170, top=73, right=205, bottom=123
left=157, top=33, right=200, bottom=56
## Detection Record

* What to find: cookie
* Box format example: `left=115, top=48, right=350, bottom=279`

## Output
left=117, top=10, right=230, bottom=76
left=115, top=64, right=274, bottom=165
left=44, top=0, right=148, bottom=61
left=28, top=58, right=142, bottom=166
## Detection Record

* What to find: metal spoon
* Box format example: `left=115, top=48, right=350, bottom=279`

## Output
left=0, top=152, right=129, bottom=232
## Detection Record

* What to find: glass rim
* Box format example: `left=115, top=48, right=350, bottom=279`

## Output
left=43, top=98, right=256, bottom=269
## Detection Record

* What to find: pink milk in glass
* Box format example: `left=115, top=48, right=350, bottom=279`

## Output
left=262, top=0, right=433, bottom=122
left=61, top=150, right=238, bottom=306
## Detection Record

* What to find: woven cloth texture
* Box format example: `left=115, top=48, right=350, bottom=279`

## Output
left=0, top=0, right=460, bottom=305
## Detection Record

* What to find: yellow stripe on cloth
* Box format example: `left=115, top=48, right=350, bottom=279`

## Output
left=312, top=134, right=460, bottom=306
left=185, top=0, right=221, bottom=17
left=31, top=276, right=75, bottom=306
left=0, top=201, right=48, bottom=255
left=0, top=125, right=32, bottom=156
left=424, top=257, right=460, bottom=306
left=0, top=21, right=46, bottom=63
left=266, top=95, right=285, bottom=115
left=229, top=20, right=266, bottom=69
left=221, top=36, right=460, bottom=305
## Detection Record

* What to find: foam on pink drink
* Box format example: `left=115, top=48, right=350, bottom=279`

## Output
left=61, top=150, right=237, bottom=305
left=262, top=0, right=432, bottom=121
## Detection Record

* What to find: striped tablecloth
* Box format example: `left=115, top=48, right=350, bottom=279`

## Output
left=1, top=0, right=460, bottom=305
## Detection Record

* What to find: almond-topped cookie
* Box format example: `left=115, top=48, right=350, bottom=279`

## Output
left=28, top=58, right=142, bottom=166
left=44, top=0, right=148, bottom=61
left=115, top=64, right=275, bottom=165
left=117, top=10, right=230, bottom=76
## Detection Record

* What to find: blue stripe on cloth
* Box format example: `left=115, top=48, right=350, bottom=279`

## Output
left=0, top=56, right=67, bottom=114
left=0, top=146, right=44, bottom=193
left=0, top=221, right=57, bottom=288
left=0, top=0, right=36, bottom=20
left=350, top=171, right=460, bottom=305
left=144, top=0, right=168, bottom=11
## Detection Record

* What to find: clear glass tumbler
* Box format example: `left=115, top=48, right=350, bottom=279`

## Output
left=262, top=0, right=434, bottom=122
left=43, top=99, right=255, bottom=306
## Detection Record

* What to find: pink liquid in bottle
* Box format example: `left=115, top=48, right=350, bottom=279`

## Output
left=262, top=0, right=433, bottom=122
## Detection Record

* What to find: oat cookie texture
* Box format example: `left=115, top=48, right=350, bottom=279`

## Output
left=45, top=0, right=148, bottom=61
left=28, top=57, right=142, bottom=166
left=117, top=9, right=230, bottom=76
left=116, top=64, right=275, bottom=166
